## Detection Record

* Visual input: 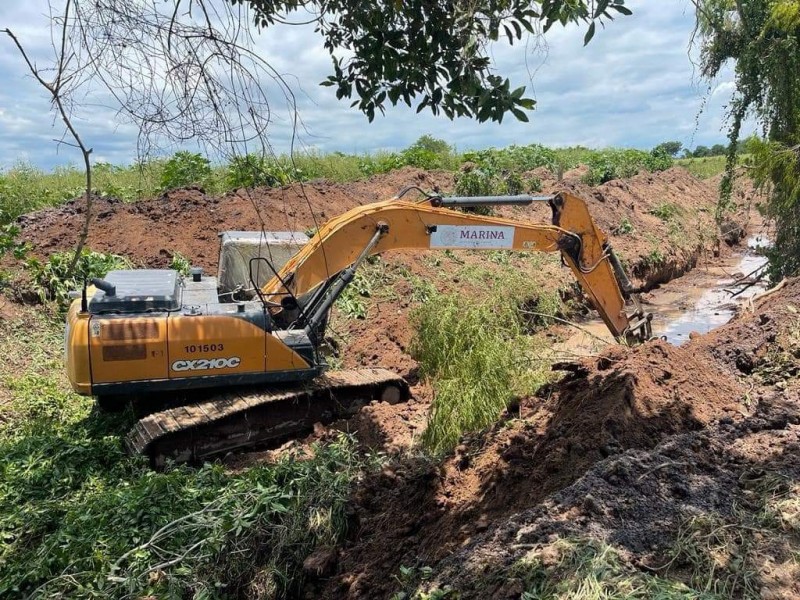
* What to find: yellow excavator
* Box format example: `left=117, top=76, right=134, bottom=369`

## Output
left=65, top=190, right=652, bottom=465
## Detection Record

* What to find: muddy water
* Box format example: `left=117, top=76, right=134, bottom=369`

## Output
left=559, top=238, right=770, bottom=356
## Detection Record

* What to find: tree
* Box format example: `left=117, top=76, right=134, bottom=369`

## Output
left=241, top=0, right=634, bottom=123
left=710, top=143, right=727, bottom=156
left=3, top=1, right=94, bottom=277
left=692, top=145, right=711, bottom=158
left=693, top=0, right=800, bottom=279
left=654, top=141, right=683, bottom=157
left=407, top=135, right=453, bottom=156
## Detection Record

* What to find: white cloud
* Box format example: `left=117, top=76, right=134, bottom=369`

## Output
left=0, top=0, right=754, bottom=170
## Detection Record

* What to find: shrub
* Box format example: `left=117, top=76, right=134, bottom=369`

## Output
left=454, top=167, right=502, bottom=197
left=583, top=148, right=674, bottom=186
left=26, top=249, right=130, bottom=306
left=226, top=154, right=293, bottom=189
left=649, top=202, right=681, bottom=221
left=160, top=151, right=212, bottom=190
left=169, top=251, right=191, bottom=275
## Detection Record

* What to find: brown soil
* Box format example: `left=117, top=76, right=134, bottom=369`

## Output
left=313, top=278, right=800, bottom=599
left=18, top=165, right=736, bottom=287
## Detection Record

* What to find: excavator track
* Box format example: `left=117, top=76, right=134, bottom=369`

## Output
left=126, top=368, right=410, bottom=467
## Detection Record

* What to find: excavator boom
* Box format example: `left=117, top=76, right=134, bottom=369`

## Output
left=261, top=191, right=650, bottom=343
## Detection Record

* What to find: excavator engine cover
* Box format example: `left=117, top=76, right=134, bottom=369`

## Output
left=89, top=270, right=180, bottom=314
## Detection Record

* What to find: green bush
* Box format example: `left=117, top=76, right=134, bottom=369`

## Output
left=26, top=249, right=130, bottom=306
left=160, top=151, right=212, bottom=191
left=169, top=251, right=191, bottom=275
left=583, top=148, right=674, bottom=186
left=225, top=154, right=294, bottom=189
left=463, top=144, right=558, bottom=173
left=649, top=202, right=681, bottom=221
left=454, top=167, right=503, bottom=197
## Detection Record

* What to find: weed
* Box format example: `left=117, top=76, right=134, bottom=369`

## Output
left=408, top=275, right=436, bottom=304
left=510, top=538, right=710, bottom=599
left=650, top=202, right=682, bottom=221
left=26, top=249, right=131, bottom=306
left=505, top=172, right=524, bottom=195
left=526, top=175, right=543, bottom=192
left=160, top=151, right=212, bottom=191
left=583, top=148, right=674, bottom=186
left=335, top=257, right=392, bottom=319
left=644, top=248, right=666, bottom=268
left=664, top=514, right=760, bottom=597
left=488, top=250, right=512, bottom=265
left=391, top=565, right=457, bottom=600
left=169, top=251, right=191, bottom=276
left=0, top=312, right=371, bottom=598
left=0, top=223, right=28, bottom=259
left=454, top=167, right=503, bottom=198
left=411, top=291, right=549, bottom=454
left=226, top=154, right=295, bottom=189
left=614, top=217, right=635, bottom=235
left=676, top=156, right=729, bottom=179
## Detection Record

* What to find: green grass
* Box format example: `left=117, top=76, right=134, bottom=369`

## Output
left=649, top=201, right=682, bottom=221
left=676, top=156, right=729, bottom=179
left=0, top=142, right=680, bottom=226
left=0, top=310, right=374, bottom=599
left=509, top=538, right=718, bottom=599
left=411, top=287, right=554, bottom=455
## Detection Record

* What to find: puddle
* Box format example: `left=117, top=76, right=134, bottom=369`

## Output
left=557, top=238, right=770, bottom=356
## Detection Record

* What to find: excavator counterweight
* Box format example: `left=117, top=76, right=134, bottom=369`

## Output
left=64, top=190, right=651, bottom=465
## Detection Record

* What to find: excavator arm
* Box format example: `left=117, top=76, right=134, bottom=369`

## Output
left=260, top=191, right=652, bottom=343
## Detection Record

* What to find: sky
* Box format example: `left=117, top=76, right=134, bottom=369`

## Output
left=0, top=1, right=750, bottom=170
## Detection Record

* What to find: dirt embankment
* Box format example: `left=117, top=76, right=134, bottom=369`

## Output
left=313, top=278, right=800, bottom=599
left=18, top=165, right=747, bottom=287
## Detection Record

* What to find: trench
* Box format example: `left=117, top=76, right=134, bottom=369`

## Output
left=560, top=236, right=771, bottom=356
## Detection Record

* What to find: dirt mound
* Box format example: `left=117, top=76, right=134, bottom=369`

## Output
left=692, top=278, right=800, bottom=378
left=317, top=339, right=747, bottom=598
left=18, top=167, right=455, bottom=269
left=19, top=165, right=732, bottom=285
left=430, top=391, right=800, bottom=599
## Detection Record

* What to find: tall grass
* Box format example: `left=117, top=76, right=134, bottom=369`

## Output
left=676, top=156, right=728, bottom=179
left=411, top=291, right=551, bottom=455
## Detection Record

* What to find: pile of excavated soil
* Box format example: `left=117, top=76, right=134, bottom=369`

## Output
left=18, top=165, right=740, bottom=286
left=418, top=279, right=800, bottom=599
left=311, top=278, right=800, bottom=599
left=17, top=168, right=455, bottom=270
left=315, top=339, right=747, bottom=599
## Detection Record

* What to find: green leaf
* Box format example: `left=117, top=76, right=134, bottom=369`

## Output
left=511, top=107, right=530, bottom=122
left=594, top=0, right=610, bottom=18
left=584, top=21, right=596, bottom=45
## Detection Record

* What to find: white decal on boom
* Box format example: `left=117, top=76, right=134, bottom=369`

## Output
left=429, top=225, right=515, bottom=249
left=171, top=357, right=241, bottom=372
